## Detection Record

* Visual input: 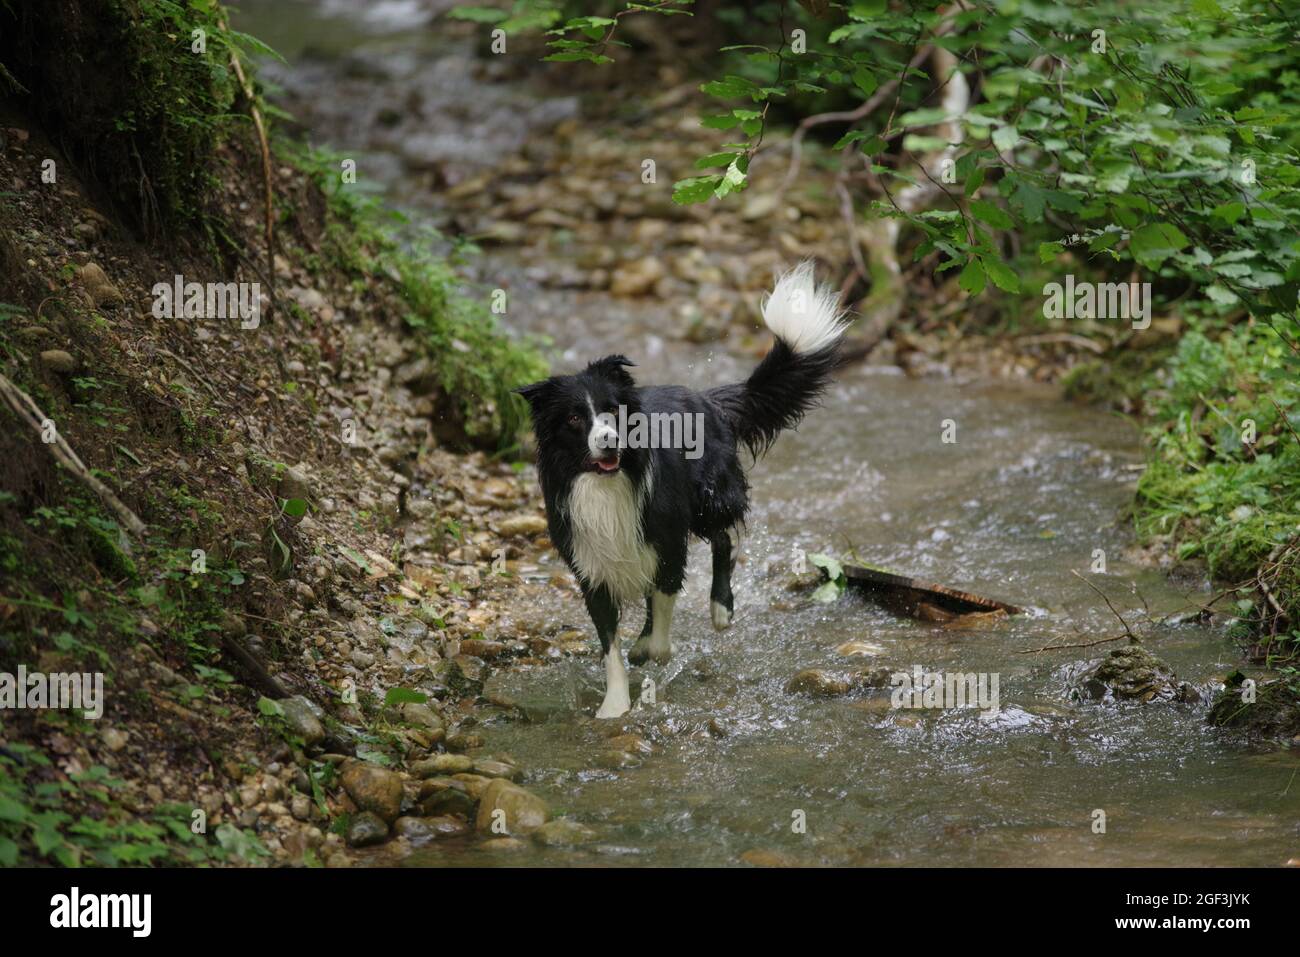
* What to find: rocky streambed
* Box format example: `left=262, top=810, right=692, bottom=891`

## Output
left=212, top=0, right=1300, bottom=867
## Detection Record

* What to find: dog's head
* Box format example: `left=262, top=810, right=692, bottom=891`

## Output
left=515, top=355, right=639, bottom=479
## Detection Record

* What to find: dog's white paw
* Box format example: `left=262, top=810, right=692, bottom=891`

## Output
left=711, top=601, right=734, bottom=631
left=628, top=635, right=672, bottom=665
left=595, top=695, right=631, bottom=719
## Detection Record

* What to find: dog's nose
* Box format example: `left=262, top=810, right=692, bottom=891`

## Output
left=589, top=414, right=619, bottom=456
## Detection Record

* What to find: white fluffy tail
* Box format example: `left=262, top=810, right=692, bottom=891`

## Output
left=760, top=260, right=848, bottom=355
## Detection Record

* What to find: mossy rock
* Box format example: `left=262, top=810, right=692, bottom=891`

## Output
left=1208, top=680, right=1300, bottom=742
left=1071, top=645, right=1198, bottom=703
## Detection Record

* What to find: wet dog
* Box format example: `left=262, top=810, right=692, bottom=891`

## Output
left=515, top=262, right=846, bottom=717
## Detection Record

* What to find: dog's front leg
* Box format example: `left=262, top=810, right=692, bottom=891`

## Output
left=584, top=585, right=629, bottom=719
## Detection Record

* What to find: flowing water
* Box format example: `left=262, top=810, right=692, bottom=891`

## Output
left=236, top=0, right=1299, bottom=866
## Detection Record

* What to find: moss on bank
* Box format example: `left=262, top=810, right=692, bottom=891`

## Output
left=0, top=0, right=546, bottom=865
left=1134, top=319, right=1300, bottom=664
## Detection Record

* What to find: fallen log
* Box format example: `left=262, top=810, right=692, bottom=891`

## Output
left=840, top=562, right=1023, bottom=621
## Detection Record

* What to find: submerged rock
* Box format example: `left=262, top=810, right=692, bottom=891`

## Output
left=786, top=666, right=893, bottom=698
left=474, top=779, right=549, bottom=834
left=1071, top=645, right=1198, bottom=703
left=532, top=818, right=597, bottom=847
left=1208, top=679, right=1300, bottom=742
left=786, top=669, right=851, bottom=697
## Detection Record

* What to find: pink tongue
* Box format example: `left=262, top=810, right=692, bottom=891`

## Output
left=597, top=457, right=619, bottom=471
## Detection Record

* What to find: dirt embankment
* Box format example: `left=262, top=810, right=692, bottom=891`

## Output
left=0, top=77, right=600, bottom=864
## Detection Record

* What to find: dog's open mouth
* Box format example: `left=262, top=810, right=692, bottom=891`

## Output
left=585, top=452, right=621, bottom=475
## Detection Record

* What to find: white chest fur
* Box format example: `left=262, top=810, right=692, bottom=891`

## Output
left=566, top=471, right=657, bottom=604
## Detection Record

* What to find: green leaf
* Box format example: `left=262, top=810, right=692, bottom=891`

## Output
left=807, top=553, right=843, bottom=581
left=852, top=67, right=878, bottom=97
left=701, top=75, right=756, bottom=99
left=811, top=580, right=843, bottom=603
left=1129, top=222, right=1189, bottom=268
left=280, top=498, right=308, bottom=518
left=0, top=795, right=29, bottom=823
left=446, top=6, right=508, bottom=23
left=992, top=125, right=1019, bottom=152
left=257, top=696, right=285, bottom=718
left=958, top=258, right=986, bottom=294
left=982, top=257, right=1021, bottom=293
left=694, top=152, right=739, bottom=169
left=714, top=156, right=749, bottom=199
left=969, top=199, right=1013, bottom=229
left=384, top=687, right=428, bottom=708
left=673, top=175, right=723, bottom=205
left=1211, top=201, right=1246, bottom=225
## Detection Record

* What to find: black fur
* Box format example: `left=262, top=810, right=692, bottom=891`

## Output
left=515, top=337, right=839, bottom=655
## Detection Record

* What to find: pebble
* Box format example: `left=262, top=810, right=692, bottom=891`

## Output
left=346, top=811, right=390, bottom=847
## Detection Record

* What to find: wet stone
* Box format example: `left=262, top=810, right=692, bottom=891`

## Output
left=346, top=811, right=390, bottom=848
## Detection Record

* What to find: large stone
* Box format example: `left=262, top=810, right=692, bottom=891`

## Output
left=77, top=263, right=123, bottom=307
left=475, top=778, right=549, bottom=835
left=419, top=782, right=477, bottom=819
left=39, top=349, right=77, bottom=374
left=346, top=811, right=390, bottom=848
left=277, top=466, right=313, bottom=524
left=497, top=514, right=548, bottom=538
left=341, top=761, right=404, bottom=823
left=279, top=696, right=325, bottom=747
left=1073, top=646, right=1194, bottom=703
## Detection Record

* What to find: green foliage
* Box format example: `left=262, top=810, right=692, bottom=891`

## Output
left=523, top=0, right=1300, bottom=318
left=1136, top=316, right=1300, bottom=659
left=808, top=552, right=846, bottom=602
left=0, top=0, right=275, bottom=236
left=0, top=742, right=230, bottom=865
left=285, top=142, right=548, bottom=449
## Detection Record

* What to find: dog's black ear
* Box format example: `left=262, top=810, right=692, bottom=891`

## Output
left=513, top=378, right=556, bottom=410
left=586, top=355, right=636, bottom=388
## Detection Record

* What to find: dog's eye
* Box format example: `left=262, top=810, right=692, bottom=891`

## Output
left=567, top=413, right=583, bottom=428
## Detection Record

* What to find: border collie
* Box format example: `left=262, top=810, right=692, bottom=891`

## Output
left=515, top=262, right=846, bottom=718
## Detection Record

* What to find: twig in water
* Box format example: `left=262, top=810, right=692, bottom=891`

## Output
left=1016, top=633, right=1127, bottom=655
left=1071, top=570, right=1139, bottom=642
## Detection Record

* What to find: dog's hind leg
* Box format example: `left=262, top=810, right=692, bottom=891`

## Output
left=710, top=527, right=738, bottom=631
left=629, top=590, right=676, bottom=665
left=584, top=586, right=629, bottom=719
